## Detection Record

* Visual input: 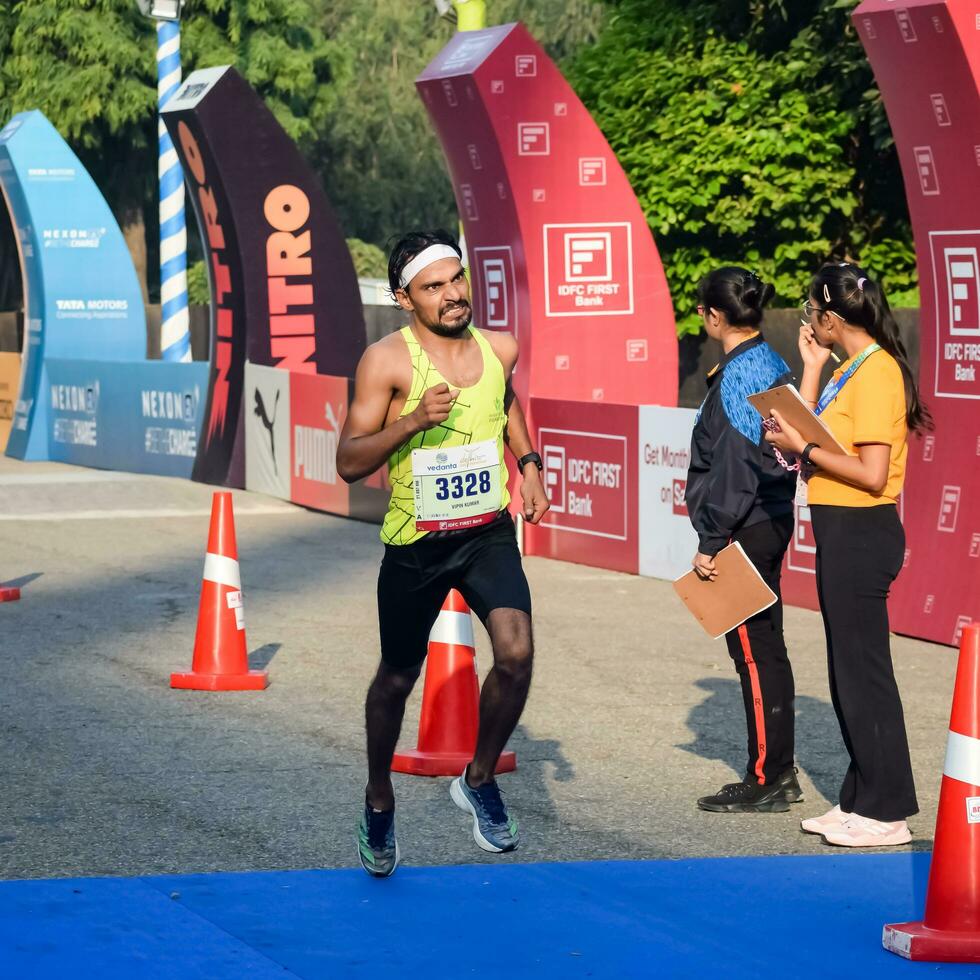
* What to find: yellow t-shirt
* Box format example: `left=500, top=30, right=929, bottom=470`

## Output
left=807, top=349, right=908, bottom=508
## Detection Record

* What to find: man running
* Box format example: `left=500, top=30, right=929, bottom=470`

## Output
left=336, top=230, right=550, bottom=878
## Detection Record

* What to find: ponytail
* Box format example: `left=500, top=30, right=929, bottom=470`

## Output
left=810, top=263, right=932, bottom=433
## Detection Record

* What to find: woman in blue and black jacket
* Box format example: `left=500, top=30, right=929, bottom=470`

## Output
left=686, top=268, right=800, bottom=814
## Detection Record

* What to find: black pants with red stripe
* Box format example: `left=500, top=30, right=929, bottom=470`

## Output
left=723, top=514, right=796, bottom=785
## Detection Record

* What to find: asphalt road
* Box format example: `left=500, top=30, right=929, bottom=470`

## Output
left=0, top=455, right=956, bottom=879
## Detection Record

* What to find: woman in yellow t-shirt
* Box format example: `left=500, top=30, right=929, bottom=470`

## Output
left=765, top=263, right=931, bottom=848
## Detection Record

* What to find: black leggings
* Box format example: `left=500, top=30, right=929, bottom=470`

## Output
left=810, top=503, right=918, bottom=822
left=724, top=514, right=796, bottom=785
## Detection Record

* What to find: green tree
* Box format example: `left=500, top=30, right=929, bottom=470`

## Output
left=0, top=0, right=331, bottom=307
left=346, top=237, right=388, bottom=279
left=566, top=0, right=917, bottom=334
left=312, top=0, right=604, bottom=248
left=0, top=0, right=157, bottom=303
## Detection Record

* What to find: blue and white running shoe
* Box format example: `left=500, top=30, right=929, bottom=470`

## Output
left=357, top=804, right=399, bottom=877
left=450, top=769, right=520, bottom=853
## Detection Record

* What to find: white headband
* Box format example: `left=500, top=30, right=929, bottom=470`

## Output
left=398, top=244, right=460, bottom=289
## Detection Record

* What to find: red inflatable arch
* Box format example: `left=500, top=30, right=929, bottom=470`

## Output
left=417, top=23, right=678, bottom=408
left=855, top=0, right=980, bottom=646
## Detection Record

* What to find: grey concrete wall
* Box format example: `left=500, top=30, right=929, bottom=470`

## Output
left=364, top=303, right=407, bottom=346
left=0, top=305, right=920, bottom=406
left=148, top=304, right=403, bottom=361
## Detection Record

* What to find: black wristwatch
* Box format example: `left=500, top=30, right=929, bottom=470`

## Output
left=518, top=451, right=543, bottom=472
left=800, top=443, right=819, bottom=467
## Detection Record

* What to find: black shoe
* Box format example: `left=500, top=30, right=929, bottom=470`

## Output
left=698, top=780, right=791, bottom=813
left=775, top=767, right=804, bottom=804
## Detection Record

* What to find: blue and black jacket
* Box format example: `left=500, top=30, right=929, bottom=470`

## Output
left=686, top=334, right=797, bottom=557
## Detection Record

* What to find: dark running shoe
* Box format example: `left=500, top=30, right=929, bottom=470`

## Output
left=450, top=769, right=520, bottom=853
left=698, top=779, right=792, bottom=813
left=775, top=767, right=804, bottom=804
left=357, top=804, right=399, bottom=877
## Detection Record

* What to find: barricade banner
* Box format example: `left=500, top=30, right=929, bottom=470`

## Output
left=0, top=352, right=20, bottom=452
left=44, top=359, right=208, bottom=478
left=418, top=24, right=677, bottom=407
left=0, top=111, right=146, bottom=461
left=780, top=500, right=820, bottom=612
left=854, top=0, right=980, bottom=644
left=289, top=370, right=349, bottom=515
left=244, top=362, right=388, bottom=522
left=524, top=398, right=639, bottom=573
left=163, top=67, right=367, bottom=487
left=638, top=406, right=700, bottom=580
left=245, top=362, right=291, bottom=500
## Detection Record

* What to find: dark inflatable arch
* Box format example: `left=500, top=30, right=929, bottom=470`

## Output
left=162, top=66, right=367, bottom=487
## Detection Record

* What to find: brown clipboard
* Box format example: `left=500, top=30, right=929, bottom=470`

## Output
left=673, top=542, right=778, bottom=639
left=747, top=384, right=849, bottom=455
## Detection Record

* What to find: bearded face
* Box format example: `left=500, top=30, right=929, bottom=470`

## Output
left=420, top=296, right=473, bottom=336
left=398, top=257, right=473, bottom=336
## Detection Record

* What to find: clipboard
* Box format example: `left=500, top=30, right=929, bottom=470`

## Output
left=673, top=542, right=778, bottom=639
left=747, top=384, right=849, bottom=455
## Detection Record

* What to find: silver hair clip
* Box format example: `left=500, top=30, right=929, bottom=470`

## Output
left=857, top=277, right=867, bottom=290
left=823, top=283, right=832, bottom=303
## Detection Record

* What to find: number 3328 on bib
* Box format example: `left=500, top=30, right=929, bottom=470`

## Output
left=412, top=439, right=502, bottom=532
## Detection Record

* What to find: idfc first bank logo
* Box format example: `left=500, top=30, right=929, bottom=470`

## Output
left=543, top=223, right=634, bottom=317
left=541, top=429, right=628, bottom=540
left=930, top=231, right=980, bottom=399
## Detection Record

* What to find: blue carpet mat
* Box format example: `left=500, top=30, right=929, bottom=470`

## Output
left=0, top=853, right=976, bottom=977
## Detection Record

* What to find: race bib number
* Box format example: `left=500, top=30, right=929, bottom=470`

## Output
left=412, top=439, right=502, bottom=532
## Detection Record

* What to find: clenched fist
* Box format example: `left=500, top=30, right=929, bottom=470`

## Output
left=411, top=383, right=460, bottom=431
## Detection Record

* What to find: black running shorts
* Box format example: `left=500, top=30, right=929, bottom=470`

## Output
left=377, top=510, right=532, bottom=670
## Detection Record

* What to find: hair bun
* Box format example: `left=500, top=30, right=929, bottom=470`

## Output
left=697, top=266, right=773, bottom=328
left=739, top=273, right=774, bottom=313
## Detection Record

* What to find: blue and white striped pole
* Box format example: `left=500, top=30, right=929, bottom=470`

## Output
left=156, top=20, right=190, bottom=362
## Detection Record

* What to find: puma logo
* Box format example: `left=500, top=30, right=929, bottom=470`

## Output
left=253, top=387, right=280, bottom=473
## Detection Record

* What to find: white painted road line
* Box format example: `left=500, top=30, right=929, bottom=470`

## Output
left=0, top=472, right=153, bottom=486
left=0, top=506, right=297, bottom=521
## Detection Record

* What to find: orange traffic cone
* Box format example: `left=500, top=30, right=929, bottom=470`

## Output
left=884, top=622, right=980, bottom=961
left=171, top=492, right=268, bottom=692
left=392, top=589, right=516, bottom=777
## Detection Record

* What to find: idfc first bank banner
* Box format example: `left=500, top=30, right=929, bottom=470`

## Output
left=524, top=399, right=698, bottom=577
left=0, top=111, right=145, bottom=461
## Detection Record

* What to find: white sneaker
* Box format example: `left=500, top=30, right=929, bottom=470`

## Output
left=822, top=813, right=911, bottom=848
left=801, top=804, right=851, bottom=835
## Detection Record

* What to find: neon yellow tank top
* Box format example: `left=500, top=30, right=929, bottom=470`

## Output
left=381, top=326, right=510, bottom=546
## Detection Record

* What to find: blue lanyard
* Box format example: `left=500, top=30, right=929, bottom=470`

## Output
left=815, top=343, right=881, bottom=416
